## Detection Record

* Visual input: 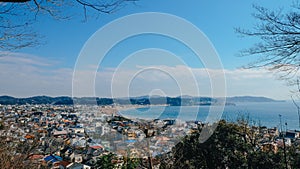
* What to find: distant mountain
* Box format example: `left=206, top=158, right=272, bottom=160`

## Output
left=0, top=96, right=74, bottom=105
left=226, top=96, right=284, bottom=103
left=0, top=96, right=16, bottom=105
left=0, top=95, right=283, bottom=105
left=179, top=95, right=194, bottom=98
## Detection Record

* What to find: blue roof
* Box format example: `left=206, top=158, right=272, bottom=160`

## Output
left=44, top=155, right=62, bottom=163
left=125, top=139, right=136, bottom=143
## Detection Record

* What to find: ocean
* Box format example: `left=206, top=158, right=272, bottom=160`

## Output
left=119, top=101, right=300, bottom=130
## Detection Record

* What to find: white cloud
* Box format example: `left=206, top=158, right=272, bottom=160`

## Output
left=0, top=52, right=72, bottom=97
left=92, top=65, right=290, bottom=99
left=0, top=51, right=56, bottom=66
left=0, top=53, right=292, bottom=99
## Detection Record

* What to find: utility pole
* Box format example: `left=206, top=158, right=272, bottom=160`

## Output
left=143, top=124, right=153, bottom=169
left=279, top=114, right=288, bottom=169
left=139, top=121, right=153, bottom=169
left=146, top=137, right=153, bottom=169
left=291, top=96, right=300, bottom=128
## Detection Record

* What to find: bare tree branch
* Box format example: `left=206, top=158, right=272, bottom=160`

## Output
left=236, top=3, right=300, bottom=83
left=0, top=0, right=139, bottom=50
left=291, top=79, right=300, bottom=128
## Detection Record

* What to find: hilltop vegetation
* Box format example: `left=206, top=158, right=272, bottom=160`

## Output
left=0, top=95, right=281, bottom=106
left=160, top=120, right=300, bottom=169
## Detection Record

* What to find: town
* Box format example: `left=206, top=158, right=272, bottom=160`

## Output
left=0, top=104, right=300, bottom=168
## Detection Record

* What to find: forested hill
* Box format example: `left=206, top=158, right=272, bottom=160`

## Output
left=0, top=95, right=282, bottom=106
left=226, top=96, right=284, bottom=102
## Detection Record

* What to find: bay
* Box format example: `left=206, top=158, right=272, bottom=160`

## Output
left=119, top=101, right=300, bottom=130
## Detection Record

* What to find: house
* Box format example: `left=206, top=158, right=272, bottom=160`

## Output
left=53, top=130, right=68, bottom=138
left=44, top=155, right=63, bottom=164
left=69, top=153, right=84, bottom=163
left=90, top=145, right=103, bottom=150
left=285, top=130, right=300, bottom=139
left=28, top=154, right=44, bottom=161
left=24, top=133, right=35, bottom=139
left=52, top=161, right=71, bottom=169
left=66, top=162, right=91, bottom=169
left=268, top=127, right=279, bottom=137
left=74, top=154, right=83, bottom=163
left=276, top=138, right=292, bottom=147
left=261, top=142, right=278, bottom=153
left=71, top=127, right=85, bottom=134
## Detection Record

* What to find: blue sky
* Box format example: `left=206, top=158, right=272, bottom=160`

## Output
left=0, top=0, right=296, bottom=99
